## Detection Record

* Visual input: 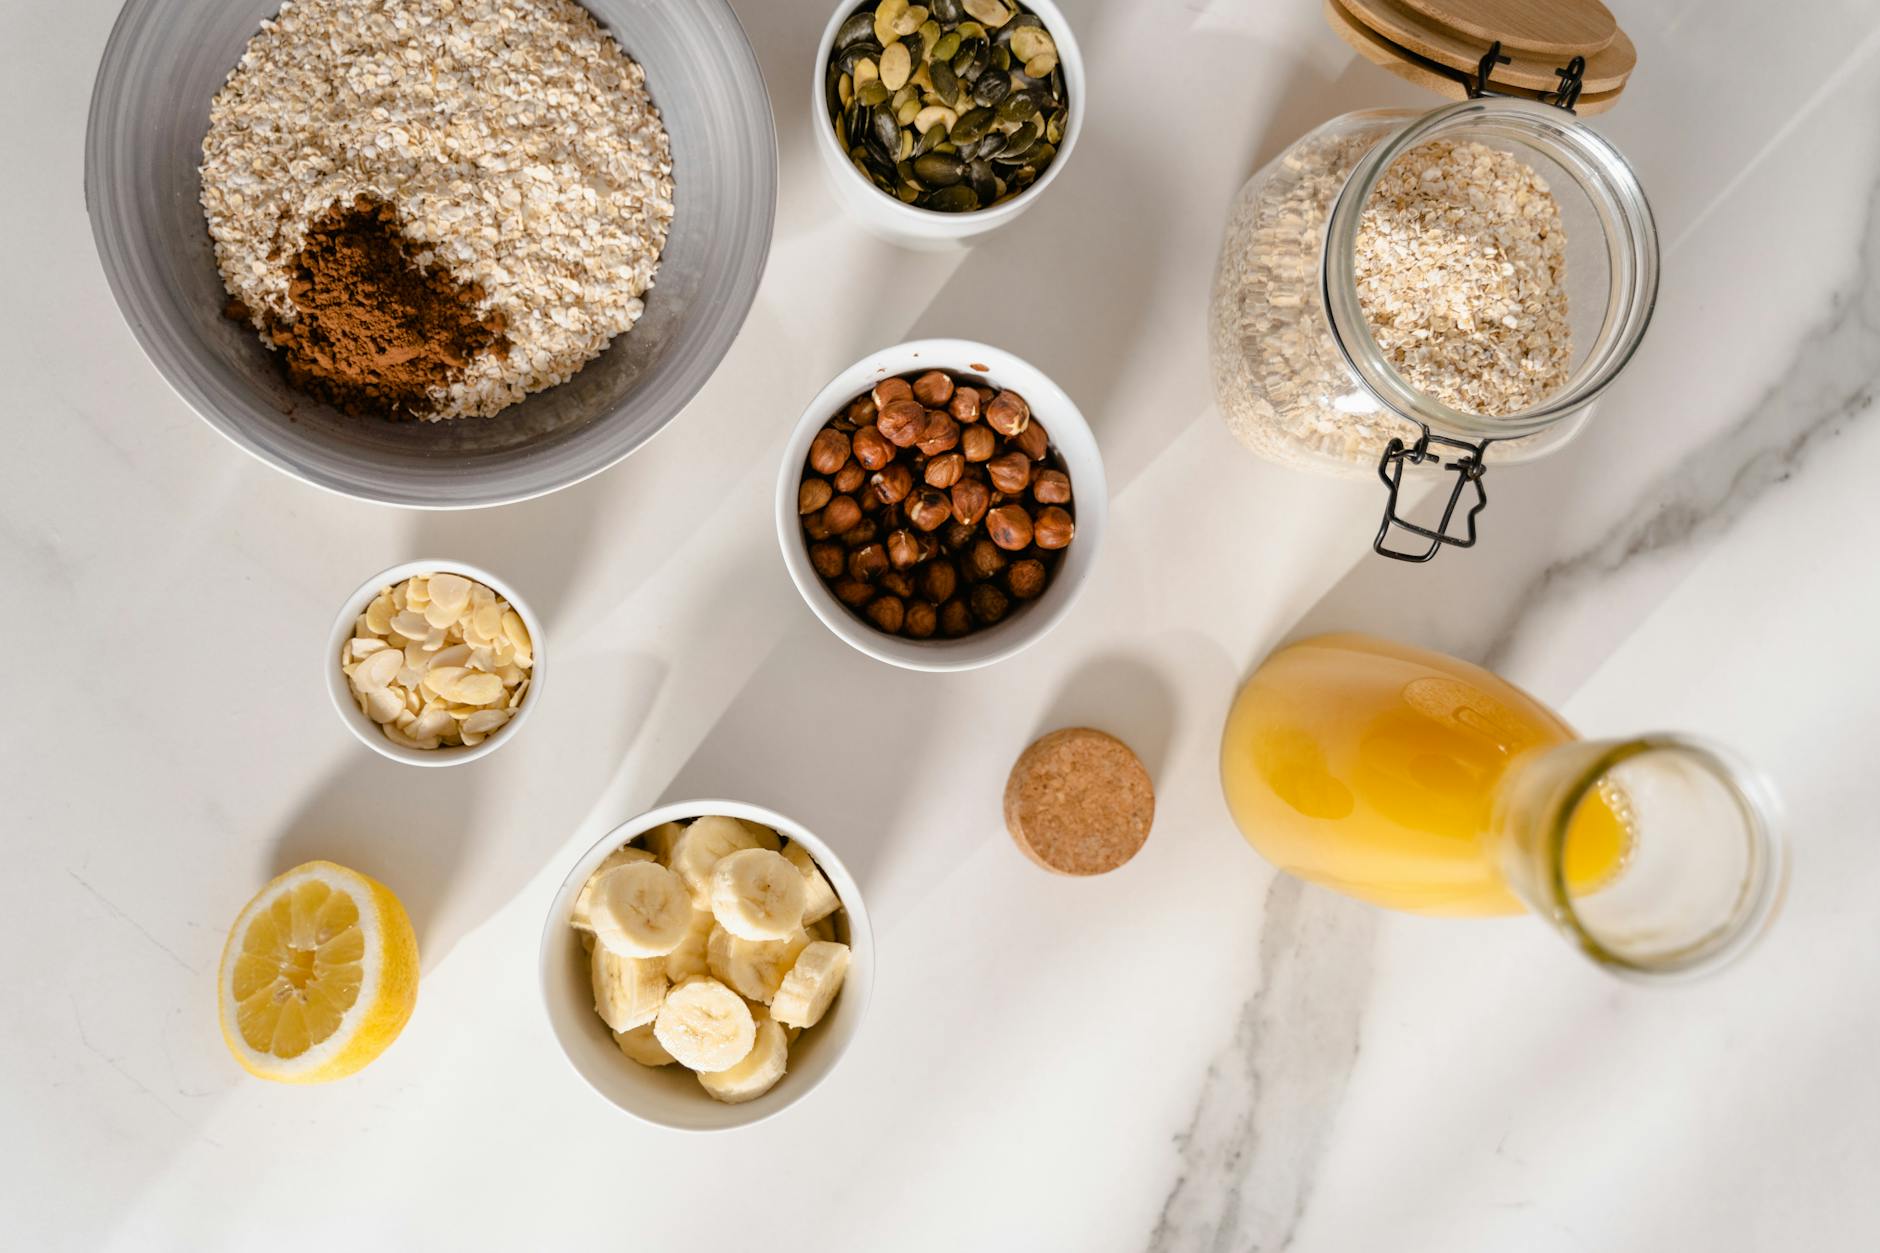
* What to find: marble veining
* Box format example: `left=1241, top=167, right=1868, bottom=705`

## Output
left=1480, top=167, right=1880, bottom=675
left=1147, top=878, right=1378, bottom=1253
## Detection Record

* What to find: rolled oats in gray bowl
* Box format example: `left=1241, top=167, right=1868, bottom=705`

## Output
left=88, top=0, right=775, bottom=506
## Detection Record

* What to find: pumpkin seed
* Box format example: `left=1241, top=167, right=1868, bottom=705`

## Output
left=880, top=42, right=912, bottom=91
left=963, top=0, right=1012, bottom=28
left=930, top=57, right=961, bottom=106
left=950, top=105, right=994, bottom=144
left=836, top=11, right=877, bottom=49
left=913, top=104, right=958, bottom=134
left=873, top=0, right=908, bottom=47
left=826, top=0, right=1068, bottom=214
left=926, top=183, right=980, bottom=211
left=893, top=4, right=928, bottom=38
left=1009, top=27, right=1054, bottom=63
left=971, top=70, right=1010, bottom=107
left=913, top=151, right=966, bottom=187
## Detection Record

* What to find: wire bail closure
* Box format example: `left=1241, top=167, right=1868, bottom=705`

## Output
left=1373, top=429, right=1491, bottom=562
left=1460, top=40, right=1586, bottom=113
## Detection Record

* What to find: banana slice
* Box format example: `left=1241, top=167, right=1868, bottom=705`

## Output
left=654, top=977, right=756, bottom=1072
left=591, top=943, right=668, bottom=1032
left=614, top=1023, right=676, bottom=1067
left=698, top=1010, right=789, bottom=1104
left=807, top=914, right=839, bottom=943
left=707, top=924, right=811, bottom=1005
left=670, top=816, right=769, bottom=908
left=735, top=819, right=784, bottom=850
left=569, top=846, right=656, bottom=932
left=710, top=848, right=808, bottom=941
left=770, top=941, right=851, bottom=1031
left=640, top=821, right=686, bottom=865
left=589, top=861, right=692, bottom=958
left=781, top=841, right=841, bottom=925
left=664, top=908, right=715, bottom=982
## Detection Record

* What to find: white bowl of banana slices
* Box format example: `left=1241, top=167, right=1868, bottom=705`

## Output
left=540, top=801, right=874, bottom=1130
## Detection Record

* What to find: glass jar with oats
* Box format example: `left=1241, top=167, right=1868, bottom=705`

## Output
left=1209, top=97, right=1658, bottom=561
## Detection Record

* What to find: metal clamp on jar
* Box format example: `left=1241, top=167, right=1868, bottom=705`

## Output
left=1208, top=0, right=1658, bottom=562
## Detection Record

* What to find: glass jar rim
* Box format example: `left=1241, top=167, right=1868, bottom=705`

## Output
left=1322, top=98, right=1661, bottom=443
left=1539, top=735, right=1787, bottom=981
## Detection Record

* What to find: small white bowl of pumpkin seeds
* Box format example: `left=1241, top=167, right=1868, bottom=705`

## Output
left=812, top=0, right=1085, bottom=248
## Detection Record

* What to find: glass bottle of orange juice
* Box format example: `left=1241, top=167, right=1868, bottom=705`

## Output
left=1221, top=633, right=1785, bottom=977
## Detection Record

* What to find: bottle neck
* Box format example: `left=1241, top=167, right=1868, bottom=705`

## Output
left=1491, top=735, right=1786, bottom=980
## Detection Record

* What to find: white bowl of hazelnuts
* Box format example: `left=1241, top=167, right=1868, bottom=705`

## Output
left=776, top=337, right=1106, bottom=671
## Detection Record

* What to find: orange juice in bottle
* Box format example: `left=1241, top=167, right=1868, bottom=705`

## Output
left=1221, top=633, right=1786, bottom=975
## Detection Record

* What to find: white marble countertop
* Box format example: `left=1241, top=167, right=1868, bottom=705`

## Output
left=6, top=0, right=1879, bottom=1248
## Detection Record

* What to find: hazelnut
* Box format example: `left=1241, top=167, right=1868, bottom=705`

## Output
left=986, top=504, right=1034, bottom=551
left=904, top=600, right=938, bottom=639
left=925, top=452, right=965, bottom=489
left=809, top=428, right=850, bottom=475
left=1006, top=558, right=1047, bottom=599
left=922, top=560, right=958, bottom=604
left=799, top=477, right=833, bottom=515
left=950, top=477, right=991, bottom=527
left=939, top=599, right=972, bottom=637
left=941, top=519, right=977, bottom=552
left=809, top=541, right=846, bottom=580
left=1013, top=418, right=1049, bottom=462
left=845, top=396, right=878, bottom=426
left=871, top=376, right=913, bottom=409
left=879, top=570, right=915, bottom=599
left=1032, top=506, right=1075, bottom=550
left=834, top=459, right=866, bottom=494
left=987, top=450, right=1033, bottom=494
left=961, top=424, right=997, bottom=462
left=1033, top=469, right=1071, bottom=504
left=843, top=517, right=879, bottom=547
left=970, top=583, right=1011, bottom=625
left=820, top=495, right=862, bottom=535
left=851, top=425, right=895, bottom=471
left=849, top=543, right=889, bottom=581
left=869, top=462, right=913, bottom=505
left=967, top=537, right=1008, bottom=581
left=985, top=390, right=1030, bottom=437
left=916, top=411, right=960, bottom=456
left=949, top=387, right=981, bottom=423
left=886, top=528, right=921, bottom=569
left=877, top=399, right=926, bottom=447
left=906, top=487, right=952, bottom=532
left=912, top=370, right=955, bottom=407
left=832, top=578, right=874, bottom=607
left=803, top=512, right=835, bottom=541
left=865, top=594, right=906, bottom=634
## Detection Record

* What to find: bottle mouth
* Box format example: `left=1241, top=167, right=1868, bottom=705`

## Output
left=1322, top=97, right=1660, bottom=444
left=1536, top=736, right=1787, bottom=981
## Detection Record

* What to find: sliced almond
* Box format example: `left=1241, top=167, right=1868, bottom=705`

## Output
left=429, top=644, right=472, bottom=671
left=501, top=611, right=532, bottom=660
left=391, top=610, right=431, bottom=639
left=423, top=599, right=458, bottom=630
left=366, top=689, right=405, bottom=723
left=428, top=573, right=471, bottom=615
left=444, top=672, right=505, bottom=706
left=365, top=594, right=396, bottom=635
left=460, top=708, right=512, bottom=736
left=422, top=666, right=471, bottom=698
left=352, top=648, right=403, bottom=692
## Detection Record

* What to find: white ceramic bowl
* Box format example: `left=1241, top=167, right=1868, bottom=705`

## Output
left=324, top=559, right=545, bottom=767
left=776, top=337, right=1106, bottom=671
left=810, top=0, right=1086, bottom=249
left=539, top=801, right=875, bottom=1131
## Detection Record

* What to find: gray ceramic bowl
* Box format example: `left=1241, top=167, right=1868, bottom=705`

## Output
left=86, top=0, right=775, bottom=508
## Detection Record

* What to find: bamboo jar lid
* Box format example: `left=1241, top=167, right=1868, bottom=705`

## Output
left=1003, top=729, right=1155, bottom=876
left=1328, top=0, right=1633, bottom=114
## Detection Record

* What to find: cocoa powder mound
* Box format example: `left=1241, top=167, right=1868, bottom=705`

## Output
left=263, top=196, right=508, bottom=418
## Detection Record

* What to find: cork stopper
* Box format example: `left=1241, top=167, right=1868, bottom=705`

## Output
left=1003, top=729, right=1155, bottom=876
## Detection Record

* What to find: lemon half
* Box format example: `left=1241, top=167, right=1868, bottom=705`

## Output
left=217, top=860, right=419, bottom=1083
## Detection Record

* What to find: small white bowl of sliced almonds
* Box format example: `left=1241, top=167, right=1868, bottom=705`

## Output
left=540, top=801, right=874, bottom=1130
left=326, top=559, right=542, bottom=766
